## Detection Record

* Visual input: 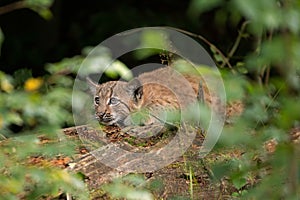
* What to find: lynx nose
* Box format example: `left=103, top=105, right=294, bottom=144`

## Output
left=96, top=112, right=105, bottom=119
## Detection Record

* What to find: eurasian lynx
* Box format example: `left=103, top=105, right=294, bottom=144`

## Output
left=88, top=66, right=219, bottom=137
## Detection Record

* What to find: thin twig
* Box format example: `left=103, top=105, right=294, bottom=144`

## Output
left=165, top=26, right=234, bottom=70
left=0, top=133, right=7, bottom=140
left=66, top=193, right=72, bottom=200
left=189, top=166, right=194, bottom=200
left=264, top=65, right=270, bottom=86
left=263, top=30, right=273, bottom=86
left=223, top=21, right=250, bottom=68
left=254, top=84, right=283, bottom=128
left=0, top=1, right=26, bottom=15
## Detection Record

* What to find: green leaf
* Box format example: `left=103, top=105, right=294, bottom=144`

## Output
left=188, top=0, right=223, bottom=17
left=223, top=72, right=247, bottom=101
left=135, top=29, right=170, bottom=60
left=46, top=56, right=83, bottom=74
left=233, top=0, right=282, bottom=33
left=24, top=0, right=54, bottom=20
left=7, top=112, right=23, bottom=126
left=236, top=62, right=248, bottom=74
left=102, top=175, right=153, bottom=200
left=246, top=37, right=287, bottom=72
left=210, top=46, right=224, bottom=63
left=284, top=8, right=300, bottom=34
left=232, top=176, right=247, bottom=190
left=105, top=60, right=132, bottom=80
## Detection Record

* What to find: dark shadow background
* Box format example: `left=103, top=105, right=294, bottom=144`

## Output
left=0, top=0, right=241, bottom=76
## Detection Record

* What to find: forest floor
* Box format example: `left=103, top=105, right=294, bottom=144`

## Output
left=21, top=122, right=300, bottom=199
left=28, top=102, right=256, bottom=200
left=31, top=125, right=242, bottom=200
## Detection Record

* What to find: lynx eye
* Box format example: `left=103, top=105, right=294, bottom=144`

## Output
left=94, top=96, right=100, bottom=105
left=108, top=97, right=119, bottom=105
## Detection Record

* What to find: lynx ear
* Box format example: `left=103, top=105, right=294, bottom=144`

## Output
left=86, top=77, right=98, bottom=94
left=127, top=78, right=143, bottom=102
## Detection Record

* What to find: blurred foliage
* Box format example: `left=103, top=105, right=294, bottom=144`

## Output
left=79, top=46, right=132, bottom=80
left=24, top=0, right=54, bottom=19
left=0, top=0, right=299, bottom=199
left=0, top=65, right=89, bottom=198
left=102, top=174, right=154, bottom=200
left=0, top=29, right=129, bottom=200
left=0, top=0, right=53, bottom=19
left=134, top=29, right=171, bottom=60
left=0, top=1, right=90, bottom=199
left=189, top=0, right=300, bottom=199
left=0, top=56, right=91, bottom=198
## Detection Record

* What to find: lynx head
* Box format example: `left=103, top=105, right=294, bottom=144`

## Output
left=87, top=78, right=143, bottom=127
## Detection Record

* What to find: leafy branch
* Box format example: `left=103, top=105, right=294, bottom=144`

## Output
left=0, top=0, right=53, bottom=19
left=0, top=1, right=26, bottom=15
left=167, top=26, right=234, bottom=70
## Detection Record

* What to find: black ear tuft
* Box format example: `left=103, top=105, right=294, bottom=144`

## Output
left=86, top=77, right=98, bottom=94
left=127, top=78, right=143, bottom=102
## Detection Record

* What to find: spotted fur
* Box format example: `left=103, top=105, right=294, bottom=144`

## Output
left=88, top=67, right=217, bottom=128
